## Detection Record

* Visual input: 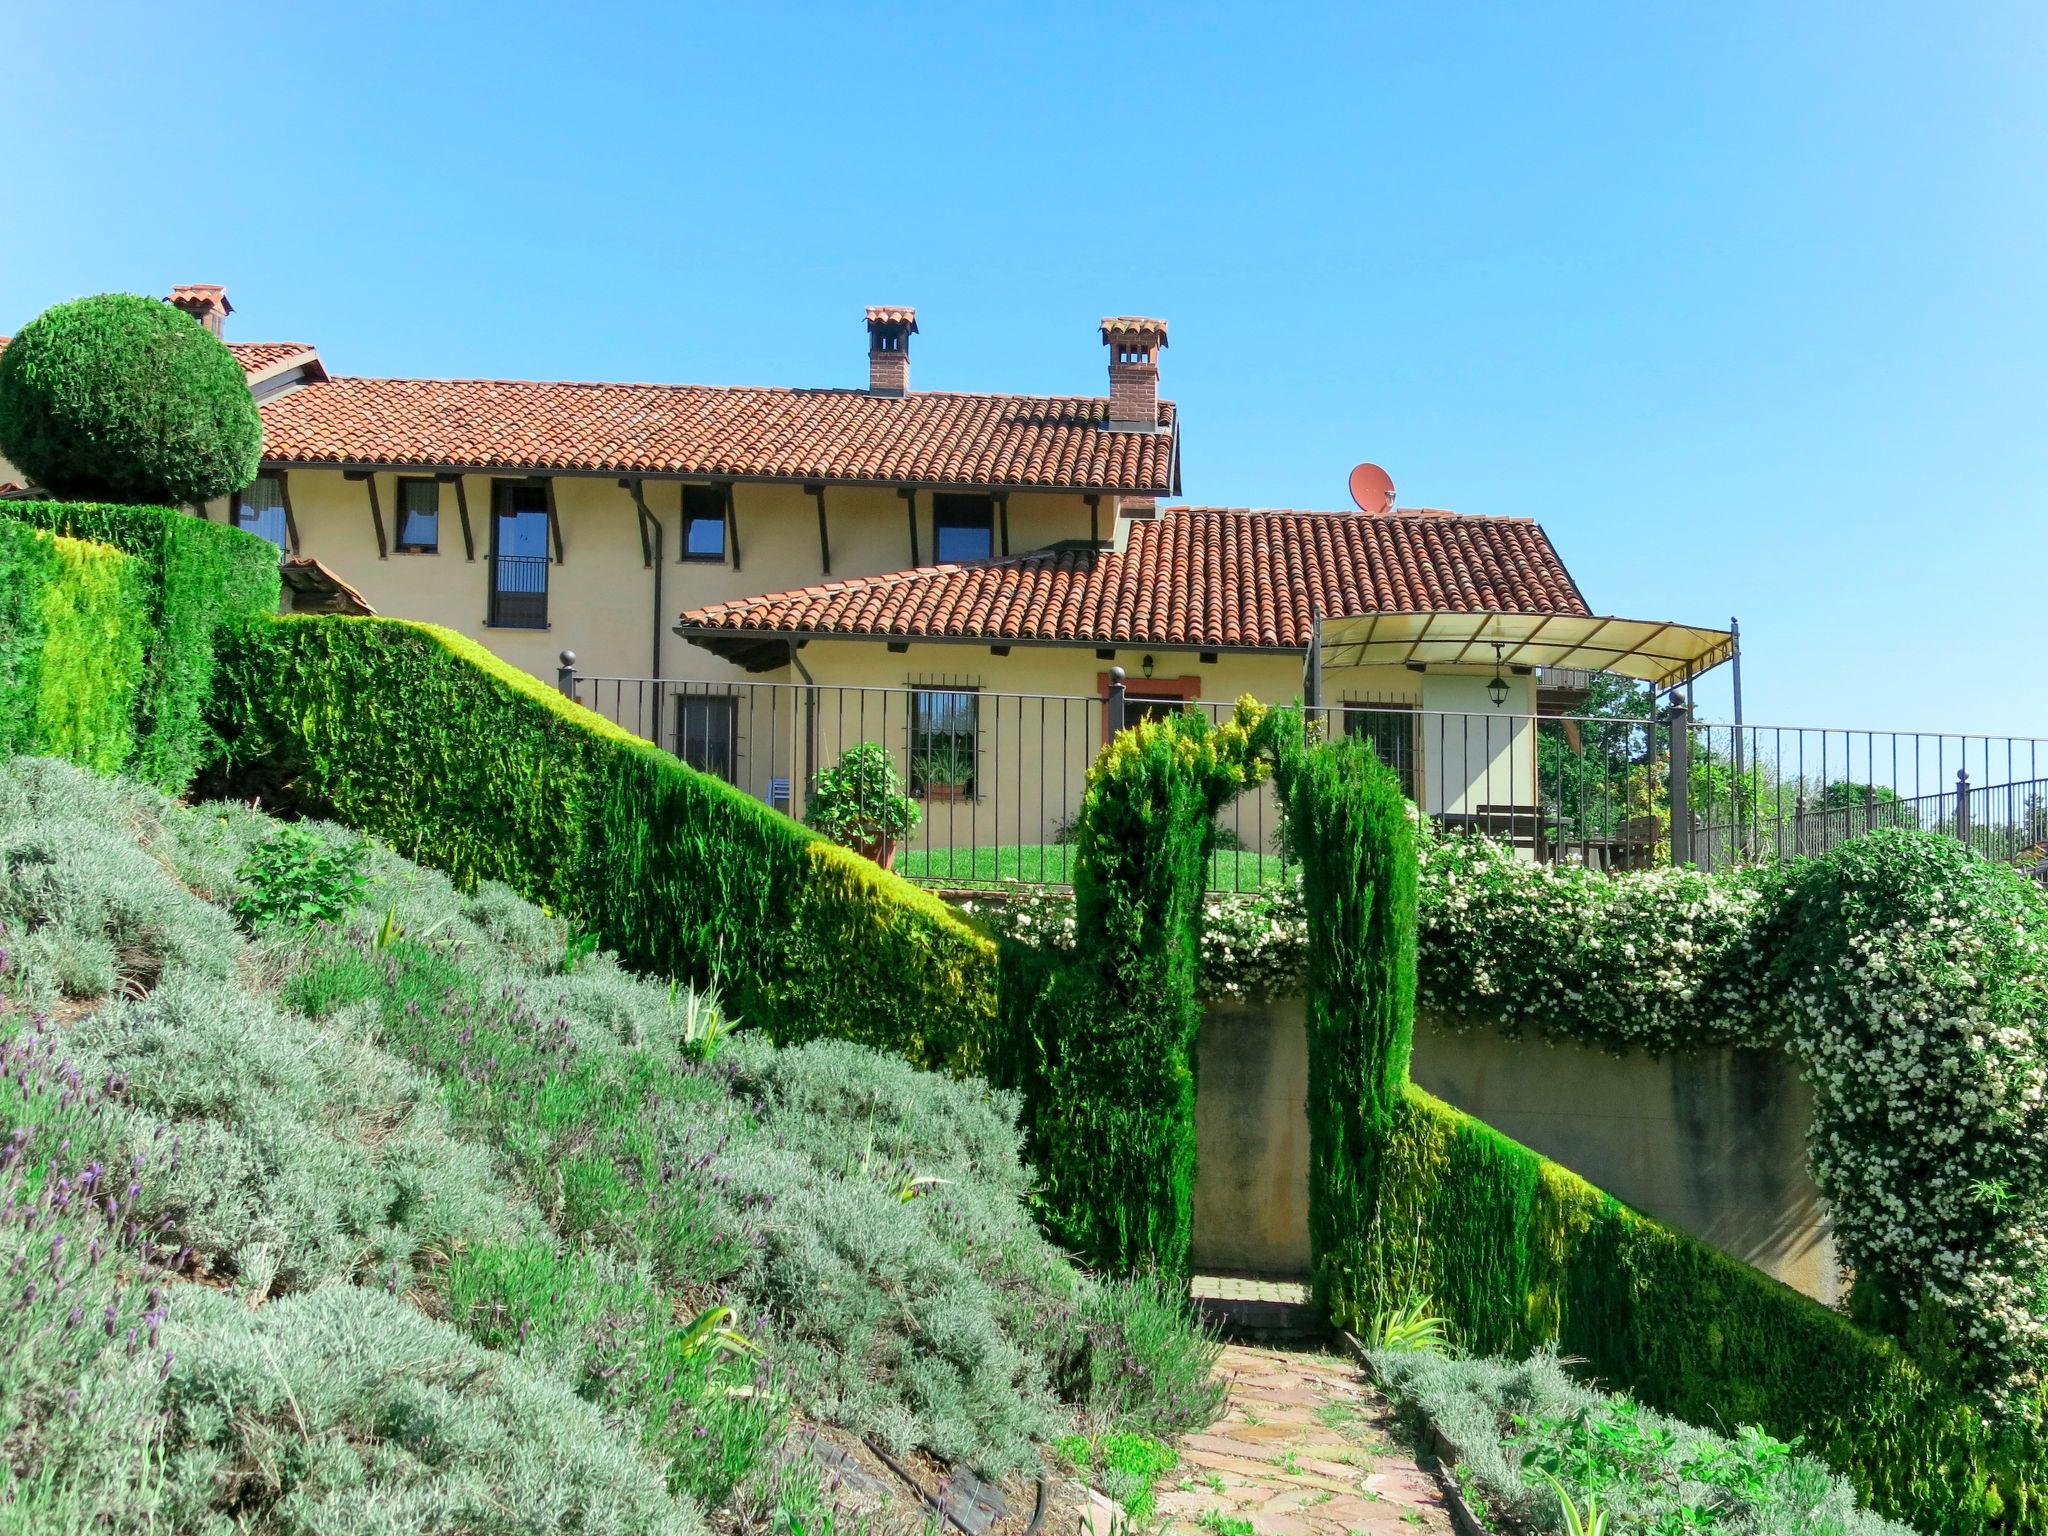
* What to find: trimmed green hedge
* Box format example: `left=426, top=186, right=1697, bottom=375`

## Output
left=0, top=292, right=263, bottom=505
left=1267, top=720, right=1419, bottom=1319
left=1000, top=705, right=1267, bottom=1275
left=1349, top=1087, right=2044, bottom=1536
left=0, top=500, right=278, bottom=790
left=0, top=522, right=147, bottom=771
left=214, top=615, right=999, bottom=1069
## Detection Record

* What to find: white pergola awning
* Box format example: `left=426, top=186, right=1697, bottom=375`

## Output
left=1318, top=612, right=1735, bottom=691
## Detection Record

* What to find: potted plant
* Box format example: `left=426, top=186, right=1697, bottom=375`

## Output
left=805, top=742, right=921, bottom=869
left=912, top=740, right=977, bottom=803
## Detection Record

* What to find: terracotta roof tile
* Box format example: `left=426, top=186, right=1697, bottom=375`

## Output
left=676, top=505, right=1590, bottom=651
left=256, top=376, right=1177, bottom=492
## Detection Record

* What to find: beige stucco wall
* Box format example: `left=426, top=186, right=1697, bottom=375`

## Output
left=246, top=470, right=1103, bottom=688
left=1191, top=998, right=1840, bottom=1303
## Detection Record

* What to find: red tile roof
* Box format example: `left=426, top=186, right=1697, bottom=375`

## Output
left=255, top=376, right=1178, bottom=492
left=676, top=506, right=1590, bottom=655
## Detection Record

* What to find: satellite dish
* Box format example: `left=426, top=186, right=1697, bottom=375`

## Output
left=1349, top=462, right=1396, bottom=514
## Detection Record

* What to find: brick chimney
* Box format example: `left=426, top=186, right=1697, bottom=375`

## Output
left=866, top=306, right=917, bottom=395
left=1101, top=316, right=1167, bottom=432
left=167, top=284, right=232, bottom=336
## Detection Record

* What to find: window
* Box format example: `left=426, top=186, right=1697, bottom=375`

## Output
left=1343, top=704, right=1421, bottom=800
left=676, top=695, right=739, bottom=780
left=394, top=478, right=440, bottom=553
left=682, top=486, right=727, bottom=563
left=489, top=482, right=550, bottom=628
left=233, top=474, right=288, bottom=549
left=910, top=687, right=978, bottom=798
left=932, top=494, right=994, bottom=564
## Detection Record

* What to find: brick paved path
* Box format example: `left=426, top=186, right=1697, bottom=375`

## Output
left=1154, top=1343, right=1453, bottom=1536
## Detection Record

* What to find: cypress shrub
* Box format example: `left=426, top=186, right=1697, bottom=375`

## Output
left=0, top=521, right=147, bottom=772
left=0, top=520, right=60, bottom=755
left=0, top=501, right=279, bottom=790
left=1268, top=718, right=1418, bottom=1319
left=212, top=615, right=1000, bottom=1068
left=33, top=536, right=147, bottom=772
left=0, top=293, right=262, bottom=505
left=1017, top=705, right=1265, bottom=1275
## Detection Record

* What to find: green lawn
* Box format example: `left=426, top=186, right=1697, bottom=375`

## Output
left=895, top=843, right=1291, bottom=892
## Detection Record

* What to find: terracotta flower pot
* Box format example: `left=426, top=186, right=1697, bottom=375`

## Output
left=852, top=833, right=901, bottom=870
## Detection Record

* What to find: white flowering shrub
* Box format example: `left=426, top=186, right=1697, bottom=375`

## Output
left=1763, top=832, right=2048, bottom=1413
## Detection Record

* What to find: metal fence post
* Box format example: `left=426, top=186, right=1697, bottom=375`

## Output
left=1667, top=700, right=1692, bottom=866
left=1106, top=665, right=1127, bottom=737
left=557, top=649, right=577, bottom=699
left=1956, top=767, right=1972, bottom=842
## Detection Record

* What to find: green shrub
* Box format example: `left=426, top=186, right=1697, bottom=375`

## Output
left=231, top=823, right=369, bottom=933
left=1370, top=1347, right=1915, bottom=1536
left=0, top=293, right=261, bottom=504
left=32, top=535, right=147, bottom=772
left=1268, top=717, right=1418, bottom=1318
left=215, top=615, right=1000, bottom=1070
left=1009, top=704, right=1268, bottom=1275
left=1352, top=1087, right=2048, bottom=1534
left=805, top=739, right=921, bottom=853
left=0, top=519, right=60, bottom=755
left=0, top=523, right=148, bottom=774
left=0, top=499, right=279, bottom=790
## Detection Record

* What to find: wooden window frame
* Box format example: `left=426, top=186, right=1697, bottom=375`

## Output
left=486, top=481, right=551, bottom=630
left=909, top=684, right=981, bottom=802
left=1096, top=671, right=1201, bottom=743
left=931, top=493, right=996, bottom=565
left=680, top=485, right=729, bottom=564
left=393, top=476, right=441, bottom=554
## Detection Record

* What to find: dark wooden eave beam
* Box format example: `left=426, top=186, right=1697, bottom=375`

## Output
left=807, top=483, right=831, bottom=574
left=344, top=469, right=387, bottom=559
left=542, top=477, right=564, bottom=563
left=724, top=483, right=742, bottom=572
left=1086, top=493, right=1101, bottom=547
left=901, top=487, right=919, bottom=566
left=277, top=469, right=302, bottom=555
left=436, top=473, right=475, bottom=560
left=619, top=477, right=659, bottom=569
left=995, top=492, right=1010, bottom=556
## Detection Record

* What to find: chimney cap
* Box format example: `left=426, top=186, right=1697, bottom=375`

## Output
left=1100, top=316, right=1168, bottom=348
left=167, top=283, right=232, bottom=317
left=865, top=305, right=918, bottom=332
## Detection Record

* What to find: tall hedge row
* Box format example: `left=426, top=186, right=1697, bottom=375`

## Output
left=0, top=500, right=279, bottom=790
left=0, top=521, right=148, bottom=771
left=1357, top=1090, right=2045, bottom=1535
left=214, top=616, right=1000, bottom=1068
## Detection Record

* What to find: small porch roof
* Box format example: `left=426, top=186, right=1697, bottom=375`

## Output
left=1317, top=611, right=1734, bottom=691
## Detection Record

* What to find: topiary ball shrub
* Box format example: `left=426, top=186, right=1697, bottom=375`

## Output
left=0, top=293, right=262, bottom=504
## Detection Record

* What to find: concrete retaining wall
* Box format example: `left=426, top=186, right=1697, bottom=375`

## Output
left=1191, top=996, right=1840, bottom=1304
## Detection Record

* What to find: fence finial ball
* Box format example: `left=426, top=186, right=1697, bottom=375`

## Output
left=559, top=650, right=577, bottom=669
left=1108, top=665, right=1126, bottom=685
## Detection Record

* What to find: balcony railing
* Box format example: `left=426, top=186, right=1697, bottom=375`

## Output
left=564, top=663, right=2048, bottom=889
left=489, top=555, right=549, bottom=629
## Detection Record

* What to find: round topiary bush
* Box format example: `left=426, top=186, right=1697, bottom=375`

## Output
left=0, top=293, right=262, bottom=505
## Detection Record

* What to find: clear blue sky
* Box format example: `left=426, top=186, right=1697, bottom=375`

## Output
left=8, top=1, right=2045, bottom=737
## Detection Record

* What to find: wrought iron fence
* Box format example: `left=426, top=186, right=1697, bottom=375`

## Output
left=565, top=660, right=2048, bottom=889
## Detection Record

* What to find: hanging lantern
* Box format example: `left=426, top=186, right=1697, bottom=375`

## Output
left=1487, top=642, right=1510, bottom=709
